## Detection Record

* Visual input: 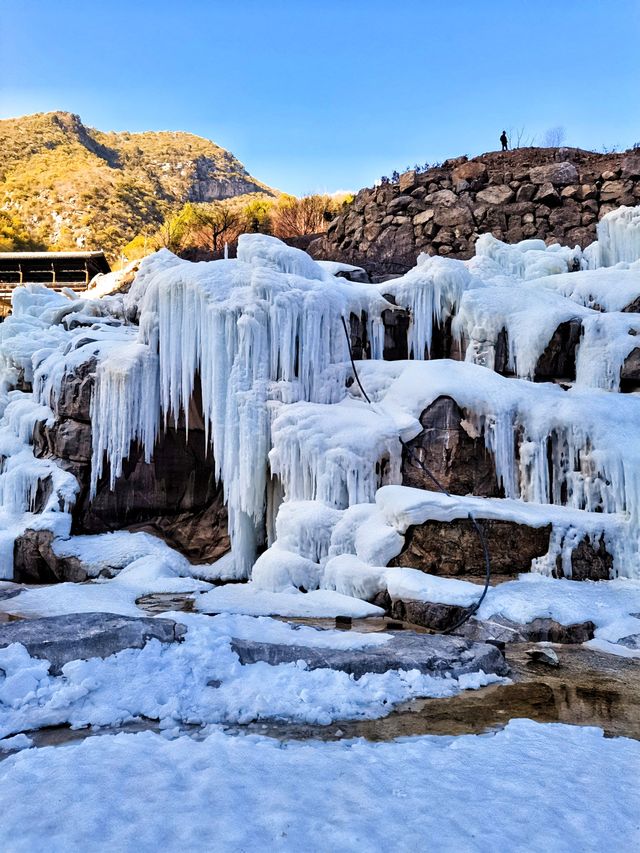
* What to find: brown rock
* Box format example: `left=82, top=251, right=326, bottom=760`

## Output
left=14, top=529, right=87, bottom=583
left=413, top=209, right=435, bottom=226
left=620, top=347, right=640, bottom=391
left=399, top=170, right=418, bottom=193
left=548, top=203, right=582, bottom=229
left=381, top=300, right=410, bottom=360
left=53, top=358, right=96, bottom=423
left=452, top=161, right=488, bottom=184
left=401, top=396, right=502, bottom=497
left=515, top=184, right=537, bottom=202
left=425, top=189, right=458, bottom=207
left=534, top=183, right=561, bottom=206
left=600, top=180, right=626, bottom=202
left=621, top=155, right=640, bottom=178
left=389, top=518, right=552, bottom=577
left=433, top=205, right=473, bottom=227
left=529, top=162, right=578, bottom=185
left=33, top=418, right=92, bottom=464
left=387, top=195, right=413, bottom=214
left=476, top=185, right=515, bottom=205
left=387, top=598, right=595, bottom=643
left=554, top=535, right=613, bottom=581
left=455, top=615, right=596, bottom=644
left=580, top=184, right=598, bottom=200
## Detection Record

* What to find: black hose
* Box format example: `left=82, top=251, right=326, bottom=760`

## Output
left=341, top=316, right=492, bottom=633
left=341, top=316, right=371, bottom=403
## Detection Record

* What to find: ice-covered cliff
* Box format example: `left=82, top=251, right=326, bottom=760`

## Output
left=3, top=211, right=640, bottom=607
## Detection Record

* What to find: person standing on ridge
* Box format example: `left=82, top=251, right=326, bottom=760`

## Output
left=500, top=130, right=508, bottom=151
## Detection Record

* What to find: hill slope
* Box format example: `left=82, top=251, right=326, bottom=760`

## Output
left=0, top=111, right=276, bottom=257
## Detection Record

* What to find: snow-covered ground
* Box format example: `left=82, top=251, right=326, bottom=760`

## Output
left=1, top=721, right=638, bottom=853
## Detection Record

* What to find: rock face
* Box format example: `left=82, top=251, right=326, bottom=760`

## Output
left=230, top=632, right=508, bottom=679
left=620, top=347, right=640, bottom=391
left=401, top=396, right=501, bottom=497
left=309, top=147, right=640, bottom=275
left=0, top=613, right=186, bottom=674
left=30, top=359, right=231, bottom=572
left=389, top=518, right=552, bottom=577
left=534, top=320, right=582, bottom=382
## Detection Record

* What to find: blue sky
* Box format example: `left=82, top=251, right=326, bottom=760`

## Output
left=1, top=0, right=639, bottom=195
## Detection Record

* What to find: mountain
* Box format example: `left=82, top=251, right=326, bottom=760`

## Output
left=0, top=111, right=276, bottom=258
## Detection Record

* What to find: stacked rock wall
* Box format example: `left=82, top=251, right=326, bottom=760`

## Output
left=311, top=147, right=640, bottom=276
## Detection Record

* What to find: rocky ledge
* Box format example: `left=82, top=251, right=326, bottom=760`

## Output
left=310, top=146, right=640, bottom=275
left=230, top=631, right=508, bottom=679
left=0, top=613, right=186, bottom=674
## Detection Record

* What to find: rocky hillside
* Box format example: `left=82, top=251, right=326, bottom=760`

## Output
left=310, top=147, right=640, bottom=275
left=0, top=111, right=275, bottom=258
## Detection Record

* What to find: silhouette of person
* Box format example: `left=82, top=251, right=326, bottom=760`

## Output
left=500, top=130, right=508, bottom=151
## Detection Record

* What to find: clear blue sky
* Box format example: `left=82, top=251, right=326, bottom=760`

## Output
left=1, top=0, right=639, bottom=195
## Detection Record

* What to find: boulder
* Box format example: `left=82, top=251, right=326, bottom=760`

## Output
left=389, top=518, right=552, bottom=577
left=476, top=186, right=515, bottom=205
left=529, top=162, right=578, bottom=185
left=74, top=420, right=230, bottom=565
left=387, top=195, right=413, bottom=214
left=516, top=184, right=537, bottom=202
left=621, top=155, right=640, bottom=179
left=425, top=189, right=458, bottom=207
left=600, top=180, right=626, bottom=202
left=230, top=631, right=508, bottom=679
left=433, top=205, right=473, bottom=227
left=399, top=170, right=418, bottom=193
left=14, top=529, right=88, bottom=583
left=413, top=209, right=435, bottom=227
left=401, top=396, right=501, bottom=497
left=0, top=613, right=186, bottom=674
left=381, top=299, right=410, bottom=360
left=549, top=202, right=582, bottom=229
left=452, top=161, right=488, bottom=184
left=534, top=183, right=561, bottom=206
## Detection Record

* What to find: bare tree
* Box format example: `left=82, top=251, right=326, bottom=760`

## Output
left=542, top=126, right=567, bottom=148
left=189, top=204, right=241, bottom=254
left=507, top=126, right=537, bottom=149
left=272, top=195, right=333, bottom=238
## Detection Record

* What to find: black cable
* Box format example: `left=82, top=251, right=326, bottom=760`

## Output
left=341, top=315, right=492, bottom=634
left=341, top=316, right=371, bottom=403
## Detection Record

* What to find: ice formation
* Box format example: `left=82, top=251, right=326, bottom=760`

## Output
left=3, top=213, right=640, bottom=602
left=473, top=233, right=583, bottom=279
left=591, top=205, right=640, bottom=267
